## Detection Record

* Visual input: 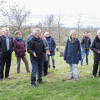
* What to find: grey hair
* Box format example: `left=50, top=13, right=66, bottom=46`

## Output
left=97, top=29, right=100, bottom=35
left=2, top=27, right=9, bottom=32
left=32, top=28, right=41, bottom=34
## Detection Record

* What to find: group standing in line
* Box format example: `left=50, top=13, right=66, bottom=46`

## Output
left=0, top=27, right=100, bottom=87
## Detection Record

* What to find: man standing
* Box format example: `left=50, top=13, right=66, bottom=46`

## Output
left=27, top=28, right=50, bottom=87
left=0, top=27, right=14, bottom=81
left=81, top=31, right=91, bottom=65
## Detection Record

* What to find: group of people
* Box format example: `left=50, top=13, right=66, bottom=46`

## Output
left=0, top=27, right=100, bottom=87
left=64, top=29, right=100, bottom=81
left=0, top=27, right=56, bottom=87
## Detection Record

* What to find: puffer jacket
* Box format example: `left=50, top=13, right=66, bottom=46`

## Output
left=13, top=37, right=26, bottom=57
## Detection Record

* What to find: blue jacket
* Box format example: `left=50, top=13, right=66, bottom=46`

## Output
left=46, top=36, right=56, bottom=56
left=64, top=37, right=81, bottom=64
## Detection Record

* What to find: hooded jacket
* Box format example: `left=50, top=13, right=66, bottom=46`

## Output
left=64, top=37, right=81, bottom=64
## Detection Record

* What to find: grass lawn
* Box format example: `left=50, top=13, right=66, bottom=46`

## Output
left=0, top=48, right=100, bottom=100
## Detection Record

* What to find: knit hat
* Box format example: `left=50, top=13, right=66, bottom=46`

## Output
left=70, top=30, right=75, bottom=36
left=44, top=32, right=49, bottom=36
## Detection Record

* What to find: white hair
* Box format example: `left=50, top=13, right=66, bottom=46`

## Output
left=44, top=32, right=49, bottom=36
left=70, top=29, right=75, bottom=36
left=32, top=28, right=41, bottom=34
left=97, top=29, right=100, bottom=35
left=2, top=27, right=9, bottom=32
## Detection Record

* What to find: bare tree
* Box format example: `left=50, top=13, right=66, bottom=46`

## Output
left=44, top=14, right=55, bottom=35
left=1, top=2, right=31, bottom=37
left=75, top=14, right=83, bottom=38
left=56, top=13, right=64, bottom=50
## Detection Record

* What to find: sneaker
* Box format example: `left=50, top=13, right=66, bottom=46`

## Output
left=76, top=78, right=79, bottom=81
left=0, top=78, right=2, bottom=81
left=31, top=83, right=37, bottom=87
left=53, top=66, right=55, bottom=68
left=5, top=77, right=12, bottom=80
left=37, top=81, right=44, bottom=84
left=68, top=77, right=74, bottom=80
left=48, top=65, right=51, bottom=68
left=93, top=75, right=96, bottom=78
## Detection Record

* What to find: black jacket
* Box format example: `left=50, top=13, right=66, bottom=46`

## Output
left=91, top=35, right=100, bottom=61
left=81, top=37, right=91, bottom=49
left=27, top=37, right=46, bottom=60
left=0, top=35, right=14, bottom=55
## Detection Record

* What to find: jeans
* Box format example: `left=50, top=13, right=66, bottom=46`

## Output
left=81, top=49, right=89, bottom=65
left=69, top=64, right=79, bottom=78
left=48, top=55, right=55, bottom=67
left=31, top=59, right=43, bottom=85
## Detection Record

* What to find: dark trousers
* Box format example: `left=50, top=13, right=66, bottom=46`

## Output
left=43, top=61, right=48, bottom=75
left=93, top=60, right=100, bottom=76
left=0, top=51, right=12, bottom=79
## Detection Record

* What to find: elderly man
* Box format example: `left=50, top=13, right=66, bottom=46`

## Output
left=0, top=27, right=14, bottom=81
left=27, top=28, right=50, bottom=87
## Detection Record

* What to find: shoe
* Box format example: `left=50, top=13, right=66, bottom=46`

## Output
left=5, top=77, right=12, bottom=80
left=68, top=77, right=74, bottom=80
left=48, top=65, right=51, bottom=68
left=27, top=71, right=30, bottom=73
left=0, top=78, right=2, bottom=81
left=93, top=75, right=96, bottom=78
left=31, top=83, right=37, bottom=87
left=53, top=66, right=55, bottom=68
left=76, top=78, right=79, bottom=81
left=37, top=81, right=44, bottom=84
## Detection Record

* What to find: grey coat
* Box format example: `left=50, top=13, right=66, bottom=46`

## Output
left=43, top=38, right=49, bottom=62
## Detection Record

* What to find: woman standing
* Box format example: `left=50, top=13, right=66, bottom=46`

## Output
left=64, top=30, right=81, bottom=81
left=13, top=31, right=30, bottom=73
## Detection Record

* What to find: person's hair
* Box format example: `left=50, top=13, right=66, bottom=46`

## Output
left=33, top=28, right=41, bottom=34
left=97, top=29, right=100, bottom=35
left=2, top=27, right=9, bottom=32
left=84, top=31, right=88, bottom=33
left=44, top=32, right=49, bottom=36
left=15, top=31, right=21, bottom=35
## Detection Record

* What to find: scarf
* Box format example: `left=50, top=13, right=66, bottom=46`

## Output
left=16, top=37, right=22, bottom=41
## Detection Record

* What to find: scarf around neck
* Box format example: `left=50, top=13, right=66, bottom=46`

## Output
left=16, top=37, right=22, bottom=41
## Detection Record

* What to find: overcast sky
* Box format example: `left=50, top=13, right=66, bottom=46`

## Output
left=3, top=0, right=100, bottom=28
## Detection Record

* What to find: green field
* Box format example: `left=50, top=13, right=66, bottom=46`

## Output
left=0, top=49, right=100, bottom=100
